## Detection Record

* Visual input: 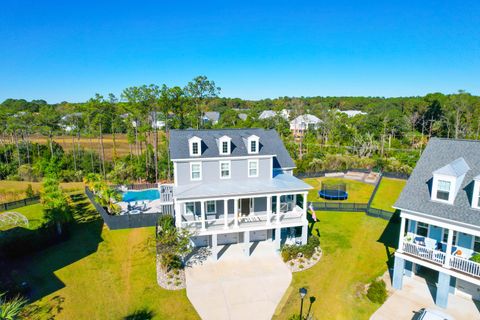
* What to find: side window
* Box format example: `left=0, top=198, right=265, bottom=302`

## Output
left=417, top=222, right=428, bottom=237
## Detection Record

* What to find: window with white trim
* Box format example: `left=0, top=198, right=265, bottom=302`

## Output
left=474, top=236, right=480, bottom=252
left=185, top=202, right=195, bottom=215
left=417, top=222, right=428, bottom=237
left=222, top=141, right=228, bottom=154
left=220, top=161, right=231, bottom=179
left=206, top=201, right=216, bottom=214
left=436, top=180, right=451, bottom=201
left=192, top=142, right=199, bottom=155
left=250, top=140, right=257, bottom=153
left=190, top=162, right=202, bottom=181
left=218, top=136, right=231, bottom=155
left=442, top=229, right=457, bottom=244
left=189, top=136, right=202, bottom=156
left=247, top=135, right=259, bottom=154
left=248, top=159, right=259, bottom=177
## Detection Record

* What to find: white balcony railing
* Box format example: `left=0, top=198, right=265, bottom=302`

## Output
left=449, top=255, right=480, bottom=278
left=402, top=242, right=446, bottom=265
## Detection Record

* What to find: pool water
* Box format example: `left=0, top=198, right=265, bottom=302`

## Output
left=122, top=189, right=160, bottom=202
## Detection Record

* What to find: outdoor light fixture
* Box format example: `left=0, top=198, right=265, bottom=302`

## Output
left=299, top=287, right=307, bottom=319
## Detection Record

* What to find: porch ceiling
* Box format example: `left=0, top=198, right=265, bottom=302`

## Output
left=174, top=173, right=312, bottom=200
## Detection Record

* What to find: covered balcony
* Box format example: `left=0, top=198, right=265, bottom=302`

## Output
left=398, top=217, right=480, bottom=279
left=175, top=192, right=308, bottom=233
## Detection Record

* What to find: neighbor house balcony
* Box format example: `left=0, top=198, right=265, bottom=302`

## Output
left=397, top=216, right=480, bottom=279
left=175, top=192, right=308, bottom=234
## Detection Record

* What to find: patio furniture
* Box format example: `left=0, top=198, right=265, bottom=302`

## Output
left=129, top=209, right=141, bottom=215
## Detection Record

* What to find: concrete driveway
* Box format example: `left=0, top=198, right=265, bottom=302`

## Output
left=185, top=241, right=291, bottom=320
left=371, top=275, right=480, bottom=320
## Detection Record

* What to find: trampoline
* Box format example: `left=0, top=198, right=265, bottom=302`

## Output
left=318, top=182, right=348, bottom=200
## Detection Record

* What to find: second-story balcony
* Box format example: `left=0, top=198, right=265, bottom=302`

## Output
left=400, top=232, right=480, bottom=279
left=175, top=193, right=308, bottom=234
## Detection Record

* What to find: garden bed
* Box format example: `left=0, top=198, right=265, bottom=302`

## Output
left=285, top=246, right=322, bottom=272
left=156, top=255, right=186, bottom=290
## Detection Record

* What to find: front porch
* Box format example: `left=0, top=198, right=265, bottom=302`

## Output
left=175, top=192, right=308, bottom=233
left=397, top=216, right=480, bottom=279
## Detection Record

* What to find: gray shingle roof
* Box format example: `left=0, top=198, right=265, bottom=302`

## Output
left=174, top=173, right=311, bottom=200
left=433, top=157, right=470, bottom=177
left=169, top=128, right=295, bottom=168
left=204, top=111, right=220, bottom=122
left=394, top=138, right=480, bottom=227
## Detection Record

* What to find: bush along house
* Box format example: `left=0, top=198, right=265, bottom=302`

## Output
left=169, top=129, right=312, bottom=260
left=393, top=138, right=480, bottom=308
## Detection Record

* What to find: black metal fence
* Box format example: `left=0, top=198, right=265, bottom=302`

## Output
left=310, top=201, right=396, bottom=221
left=85, top=187, right=163, bottom=230
left=295, top=169, right=409, bottom=180
left=1, top=196, right=41, bottom=211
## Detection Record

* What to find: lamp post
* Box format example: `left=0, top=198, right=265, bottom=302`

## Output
left=299, top=287, right=307, bottom=319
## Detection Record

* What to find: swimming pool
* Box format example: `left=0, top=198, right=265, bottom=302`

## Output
left=122, top=189, right=160, bottom=202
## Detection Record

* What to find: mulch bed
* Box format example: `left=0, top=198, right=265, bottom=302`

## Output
left=285, top=246, right=322, bottom=272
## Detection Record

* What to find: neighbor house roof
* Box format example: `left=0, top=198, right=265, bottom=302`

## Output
left=238, top=113, right=248, bottom=121
left=259, top=109, right=289, bottom=120
left=290, top=114, right=322, bottom=127
left=203, top=111, right=220, bottom=122
left=338, top=110, right=367, bottom=117
left=169, top=128, right=295, bottom=168
left=174, top=173, right=311, bottom=200
left=394, top=138, right=480, bottom=227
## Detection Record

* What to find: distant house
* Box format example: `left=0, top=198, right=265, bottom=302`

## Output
left=238, top=113, right=248, bottom=121
left=122, top=112, right=165, bottom=129
left=337, top=110, right=367, bottom=117
left=259, top=109, right=290, bottom=120
left=289, top=114, right=322, bottom=137
left=203, top=111, right=220, bottom=125
left=60, top=112, right=82, bottom=132
left=392, top=138, right=480, bottom=308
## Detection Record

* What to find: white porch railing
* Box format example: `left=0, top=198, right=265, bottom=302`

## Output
left=159, top=184, right=173, bottom=203
left=449, top=255, right=480, bottom=278
left=402, top=242, right=446, bottom=265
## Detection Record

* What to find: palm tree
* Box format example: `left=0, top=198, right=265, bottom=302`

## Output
left=42, top=175, right=71, bottom=235
left=99, top=187, right=122, bottom=214
left=0, top=292, right=27, bottom=320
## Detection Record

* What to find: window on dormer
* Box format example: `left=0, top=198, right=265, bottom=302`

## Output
left=436, top=180, right=451, bottom=201
left=222, top=141, right=228, bottom=154
left=192, top=142, right=199, bottom=155
left=250, top=140, right=257, bottom=153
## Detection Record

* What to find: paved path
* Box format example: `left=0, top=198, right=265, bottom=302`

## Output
left=185, top=241, right=292, bottom=320
left=371, top=275, right=480, bottom=320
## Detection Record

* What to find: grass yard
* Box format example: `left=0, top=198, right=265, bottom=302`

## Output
left=0, top=181, right=84, bottom=203
left=0, top=203, right=45, bottom=230
left=370, top=178, right=407, bottom=212
left=6, top=193, right=198, bottom=320
left=304, top=177, right=375, bottom=203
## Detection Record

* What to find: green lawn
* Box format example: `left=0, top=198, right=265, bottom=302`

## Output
left=370, top=178, right=407, bottom=212
left=7, top=193, right=198, bottom=320
left=1, top=203, right=46, bottom=230
left=304, top=177, right=375, bottom=203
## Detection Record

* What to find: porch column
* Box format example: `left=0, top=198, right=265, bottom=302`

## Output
left=398, top=216, right=406, bottom=253
left=274, top=227, right=281, bottom=251
left=223, top=199, right=229, bottom=230
left=174, top=200, right=182, bottom=229
left=276, top=194, right=281, bottom=224
left=301, top=224, right=308, bottom=245
left=234, top=198, right=239, bottom=228
left=436, top=272, right=450, bottom=308
left=392, top=256, right=405, bottom=290
left=266, top=195, right=271, bottom=226
left=211, top=234, right=218, bottom=261
left=302, top=192, right=308, bottom=222
left=244, top=231, right=250, bottom=257
left=444, top=228, right=454, bottom=268
left=200, top=200, right=206, bottom=231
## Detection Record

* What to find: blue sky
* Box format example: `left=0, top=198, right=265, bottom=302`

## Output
left=1, top=1, right=479, bottom=103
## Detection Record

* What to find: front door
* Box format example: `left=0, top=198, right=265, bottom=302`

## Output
left=240, top=198, right=250, bottom=216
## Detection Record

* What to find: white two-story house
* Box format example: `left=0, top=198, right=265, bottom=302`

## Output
left=393, top=138, right=480, bottom=308
left=169, top=128, right=312, bottom=260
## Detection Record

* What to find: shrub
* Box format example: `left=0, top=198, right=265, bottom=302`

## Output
left=25, top=184, right=35, bottom=198
left=470, top=253, right=480, bottom=263
left=288, top=314, right=301, bottom=320
left=281, top=235, right=320, bottom=261
left=299, top=264, right=304, bottom=269
left=281, top=245, right=300, bottom=262
left=366, top=279, right=387, bottom=304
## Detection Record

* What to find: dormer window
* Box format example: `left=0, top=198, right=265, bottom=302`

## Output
left=247, top=135, right=259, bottom=154
left=431, top=157, right=470, bottom=204
left=436, top=180, right=451, bottom=201
left=473, top=175, right=480, bottom=209
left=218, top=136, right=231, bottom=155
left=189, top=136, right=202, bottom=157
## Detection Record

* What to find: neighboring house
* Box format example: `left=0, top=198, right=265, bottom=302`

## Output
left=289, top=114, right=322, bottom=137
left=123, top=112, right=165, bottom=129
left=60, top=112, right=82, bottom=132
left=169, top=128, right=312, bottom=260
left=238, top=113, right=248, bottom=121
left=337, top=110, right=367, bottom=117
left=259, top=109, right=290, bottom=120
left=392, top=138, right=480, bottom=308
left=203, top=111, right=220, bottom=125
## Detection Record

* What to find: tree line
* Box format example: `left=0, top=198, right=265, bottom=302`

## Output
left=1, top=75, right=479, bottom=182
